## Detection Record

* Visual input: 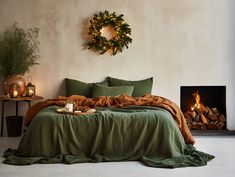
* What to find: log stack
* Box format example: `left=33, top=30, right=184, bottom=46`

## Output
left=183, top=104, right=226, bottom=130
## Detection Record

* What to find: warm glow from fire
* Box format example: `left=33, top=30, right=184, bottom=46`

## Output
left=191, top=90, right=201, bottom=110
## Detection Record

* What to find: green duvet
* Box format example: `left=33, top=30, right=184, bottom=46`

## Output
left=3, top=106, right=214, bottom=168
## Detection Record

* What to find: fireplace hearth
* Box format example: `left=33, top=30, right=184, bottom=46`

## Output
left=180, top=86, right=227, bottom=133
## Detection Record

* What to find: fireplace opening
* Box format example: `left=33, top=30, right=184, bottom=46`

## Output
left=180, top=86, right=226, bottom=131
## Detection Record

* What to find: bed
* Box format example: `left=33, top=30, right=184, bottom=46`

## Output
left=3, top=94, right=214, bottom=168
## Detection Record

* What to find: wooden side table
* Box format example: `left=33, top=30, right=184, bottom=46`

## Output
left=0, top=95, right=43, bottom=136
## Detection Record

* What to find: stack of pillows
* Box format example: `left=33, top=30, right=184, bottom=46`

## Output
left=66, top=77, right=153, bottom=98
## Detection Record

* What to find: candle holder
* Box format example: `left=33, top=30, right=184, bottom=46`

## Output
left=10, top=84, right=19, bottom=98
left=26, top=76, right=36, bottom=97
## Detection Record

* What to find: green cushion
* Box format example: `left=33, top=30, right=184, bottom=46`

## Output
left=92, top=84, right=134, bottom=98
left=108, top=77, right=153, bottom=97
left=65, top=78, right=109, bottom=97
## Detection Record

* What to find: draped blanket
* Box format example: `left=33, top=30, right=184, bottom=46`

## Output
left=24, top=94, right=195, bottom=144
left=3, top=94, right=215, bottom=167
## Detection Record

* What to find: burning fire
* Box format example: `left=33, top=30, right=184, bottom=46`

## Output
left=184, top=89, right=226, bottom=130
left=191, top=90, right=201, bottom=110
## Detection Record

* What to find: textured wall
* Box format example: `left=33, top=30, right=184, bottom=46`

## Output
left=0, top=0, right=235, bottom=131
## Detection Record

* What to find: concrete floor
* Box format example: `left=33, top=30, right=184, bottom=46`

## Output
left=0, top=136, right=235, bottom=177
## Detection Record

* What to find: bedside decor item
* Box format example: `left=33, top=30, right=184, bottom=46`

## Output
left=10, top=84, right=19, bottom=98
left=26, top=77, right=35, bottom=97
left=87, top=11, right=132, bottom=55
left=0, top=23, right=40, bottom=96
left=3, top=75, right=26, bottom=96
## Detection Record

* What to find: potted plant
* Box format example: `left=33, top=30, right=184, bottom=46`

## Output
left=0, top=23, right=40, bottom=96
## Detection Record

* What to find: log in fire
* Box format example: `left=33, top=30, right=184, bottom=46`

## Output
left=183, top=90, right=226, bottom=130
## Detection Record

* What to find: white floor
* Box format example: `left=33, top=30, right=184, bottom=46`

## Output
left=0, top=136, right=235, bottom=177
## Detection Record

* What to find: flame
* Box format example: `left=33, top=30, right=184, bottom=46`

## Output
left=191, top=90, right=201, bottom=110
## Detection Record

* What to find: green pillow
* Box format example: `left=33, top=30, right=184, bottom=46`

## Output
left=65, top=78, right=109, bottom=97
left=92, top=84, right=134, bottom=98
left=108, top=77, right=153, bottom=97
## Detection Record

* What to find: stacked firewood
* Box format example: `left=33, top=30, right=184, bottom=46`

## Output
left=183, top=104, right=226, bottom=130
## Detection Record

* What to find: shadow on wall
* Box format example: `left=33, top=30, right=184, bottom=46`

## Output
left=81, top=17, right=91, bottom=51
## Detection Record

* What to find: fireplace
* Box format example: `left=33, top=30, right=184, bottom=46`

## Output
left=180, top=86, right=227, bottom=131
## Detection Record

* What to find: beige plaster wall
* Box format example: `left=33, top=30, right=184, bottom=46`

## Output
left=0, top=0, right=235, bottom=131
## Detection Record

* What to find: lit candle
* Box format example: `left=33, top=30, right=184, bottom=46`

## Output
left=13, top=90, right=18, bottom=98
left=28, top=89, right=34, bottom=96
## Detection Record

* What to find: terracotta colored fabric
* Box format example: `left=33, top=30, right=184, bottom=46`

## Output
left=24, top=94, right=195, bottom=144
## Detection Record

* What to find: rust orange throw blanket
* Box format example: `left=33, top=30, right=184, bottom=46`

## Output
left=24, top=94, right=195, bottom=144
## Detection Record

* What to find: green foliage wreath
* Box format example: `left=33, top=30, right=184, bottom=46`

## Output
left=87, top=11, right=132, bottom=55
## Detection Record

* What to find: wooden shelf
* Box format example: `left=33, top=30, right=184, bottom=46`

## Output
left=0, top=95, right=43, bottom=101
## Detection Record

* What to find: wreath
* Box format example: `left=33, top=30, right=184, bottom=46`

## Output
left=87, top=11, right=132, bottom=55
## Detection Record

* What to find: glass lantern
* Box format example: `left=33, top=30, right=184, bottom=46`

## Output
left=10, top=84, right=19, bottom=98
left=26, top=76, right=35, bottom=97
left=26, top=82, right=35, bottom=97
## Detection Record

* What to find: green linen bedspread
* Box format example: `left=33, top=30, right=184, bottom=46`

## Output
left=3, top=106, right=214, bottom=168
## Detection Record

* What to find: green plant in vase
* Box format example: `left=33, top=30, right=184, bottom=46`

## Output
left=0, top=23, right=40, bottom=96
